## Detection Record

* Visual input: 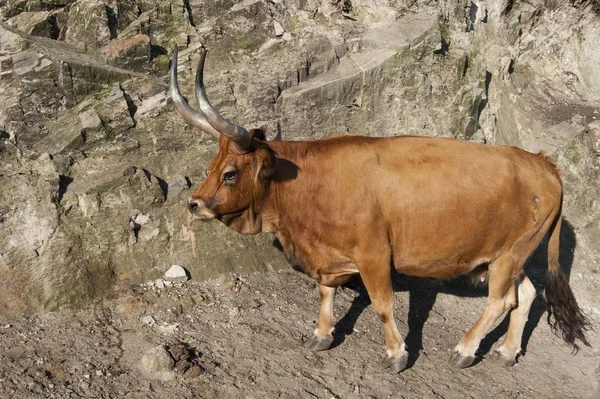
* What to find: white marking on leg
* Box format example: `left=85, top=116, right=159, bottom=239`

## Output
left=496, top=276, right=536, bottom=360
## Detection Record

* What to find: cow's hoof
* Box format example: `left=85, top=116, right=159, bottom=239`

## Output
left=304, top=335, right=333, bottom=352
left=381, top=352, right=409, bottom=374
left=491, top=350, right=517, bottom=367
left=449, top=351, right=476, bottom=368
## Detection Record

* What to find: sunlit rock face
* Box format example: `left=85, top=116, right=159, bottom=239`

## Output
left=0, top=0, right=599, bottom=315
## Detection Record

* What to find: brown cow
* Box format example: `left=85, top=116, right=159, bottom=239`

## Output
left=170, top=46, right=590, bottom=373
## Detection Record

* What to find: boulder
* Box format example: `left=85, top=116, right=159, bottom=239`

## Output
left=164, top=265, right=189, bottom=282
left=5, top=11, right=59, bottom=39
left=65, top=0, right=112, bottom=51
left=139, top=345, right=176, bottom=381
left=105, top=34, right=151, bottom=71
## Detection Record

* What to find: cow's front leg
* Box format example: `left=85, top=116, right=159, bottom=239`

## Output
left=360, top=263, right=408, bottom=373
left=305, top=284, right=336, bottom=351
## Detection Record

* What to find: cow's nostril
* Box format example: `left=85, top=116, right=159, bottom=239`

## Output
left=188, top=200, right=199, bottom=213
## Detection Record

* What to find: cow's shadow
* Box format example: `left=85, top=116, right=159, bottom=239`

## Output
left=324, top=219, right=577, bottom=369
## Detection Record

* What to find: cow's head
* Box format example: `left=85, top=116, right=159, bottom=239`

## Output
left=170, top=47, right=276, bottom=234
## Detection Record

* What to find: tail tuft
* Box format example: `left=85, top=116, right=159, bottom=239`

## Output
left=544, top=270, right=591, bottom=353
left=545, top=195, right=591, bottom=353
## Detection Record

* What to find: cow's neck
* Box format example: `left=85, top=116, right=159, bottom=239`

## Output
left=258, top=140, right=317, bottom=236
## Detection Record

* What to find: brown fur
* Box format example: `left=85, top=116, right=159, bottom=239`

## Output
left=189, top=133, right=589, bottom=369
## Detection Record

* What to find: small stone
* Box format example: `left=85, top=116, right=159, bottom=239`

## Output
left=134, top=214, right=151, bottom=225
left=571, top=114, right=585, bottom=125
left=83, top=374, right=90, bottom=379
left=141, top=315, right=156, bottom=326
left=169, top=344, right=187, bottom=361
left=182, top=364, right=203, bottom=379
left=158, top=323, right=179, bottom=335
left=79, top=109, right=102, bottom=131
left=95, top=370, right=103, bottom=376
left=273, top=21, right=284, bottom=37
left=154, top=279, right=165, bottom=289
left=164, top=265, right=190, bottom=282
left=137, top=225, right=159, bottom=241
left=3, top=324, right=11, bottom=328
left=140, top=345, right=176, bottom=381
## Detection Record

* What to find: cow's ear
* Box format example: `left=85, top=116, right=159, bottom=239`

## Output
left=249, top=128, right=267, bottom=142
left=252, top=146, right=276, bottom=182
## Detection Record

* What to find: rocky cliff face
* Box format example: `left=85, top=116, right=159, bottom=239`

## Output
left=1, top=0, right=599, bottom=316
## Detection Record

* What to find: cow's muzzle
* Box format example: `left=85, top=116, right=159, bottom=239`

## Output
left=188, top=198, right=215, bottom=221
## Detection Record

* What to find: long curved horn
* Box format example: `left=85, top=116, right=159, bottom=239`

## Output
left=195, top=46, right=251, bottom=151
left=169, top=47, right=221, bottom=140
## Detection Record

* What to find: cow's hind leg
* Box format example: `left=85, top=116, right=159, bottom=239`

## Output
left=305, top=284, right=336, bottom=351
left=360, top=262, right=408, bottom=373
left=493, top=274, right=536, bottom=366
left=450, top=253, right=518, bottom=368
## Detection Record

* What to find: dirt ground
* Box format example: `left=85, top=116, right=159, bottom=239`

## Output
left=1, top=265, right=598, bottom=399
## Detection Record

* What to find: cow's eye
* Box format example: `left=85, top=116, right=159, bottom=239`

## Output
left=223, top=171, right=237, bottom=181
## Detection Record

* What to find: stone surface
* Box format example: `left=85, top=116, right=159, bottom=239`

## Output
left=0, top=0, right=599, bottom=319
left=5, top=11, right=59, bottom=39
left=79, top=108, right=103, bottom=132
left=273, top=20, right=284, bottom=37
left=139, top=345, right=175, bottom=381
left=64, top=0, right=112, bottom=51
left=0, top=271, right=597, bottom=397
left=164, top=265, right=189, bottom=282
left=105, top=34, right=151, bottom=71
left=140, top=315, right=156, bottom=326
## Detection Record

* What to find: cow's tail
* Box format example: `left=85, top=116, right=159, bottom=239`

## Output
left=544, top=201, right=591, bottom=352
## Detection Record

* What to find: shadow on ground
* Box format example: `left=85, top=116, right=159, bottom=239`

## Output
left=302, top=219, right=578, bottom=369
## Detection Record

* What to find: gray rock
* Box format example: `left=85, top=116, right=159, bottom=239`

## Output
left=104, top=34, right=151, bottom=71
left=134, top=214, right=151, bottom=225
left=34, top=108, right=84, bottom=155
left=138, top=223, right=160, bottom=242
left=588, top=120, right=600, bottom=158
left=135, top=92, right=169, bottom=120
left=140, top=315, right=156, bottom=326
left=5, top=11, right=58, bottom=39
left=164, top=265, right=189, bottom=282
left=79, top=109, right=103, bottom=132
left=164, top=175, right=190, bottom=206
left=139, top=345, right=175, bottom=381
left=65, top=0, right=111, bottom=50
left=273, top=21, right=284, bottom=37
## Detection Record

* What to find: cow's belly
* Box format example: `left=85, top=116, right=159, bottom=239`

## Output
left=393, top=252, right=497, bottom=279
left=274, top=230, right=361, bottom=286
